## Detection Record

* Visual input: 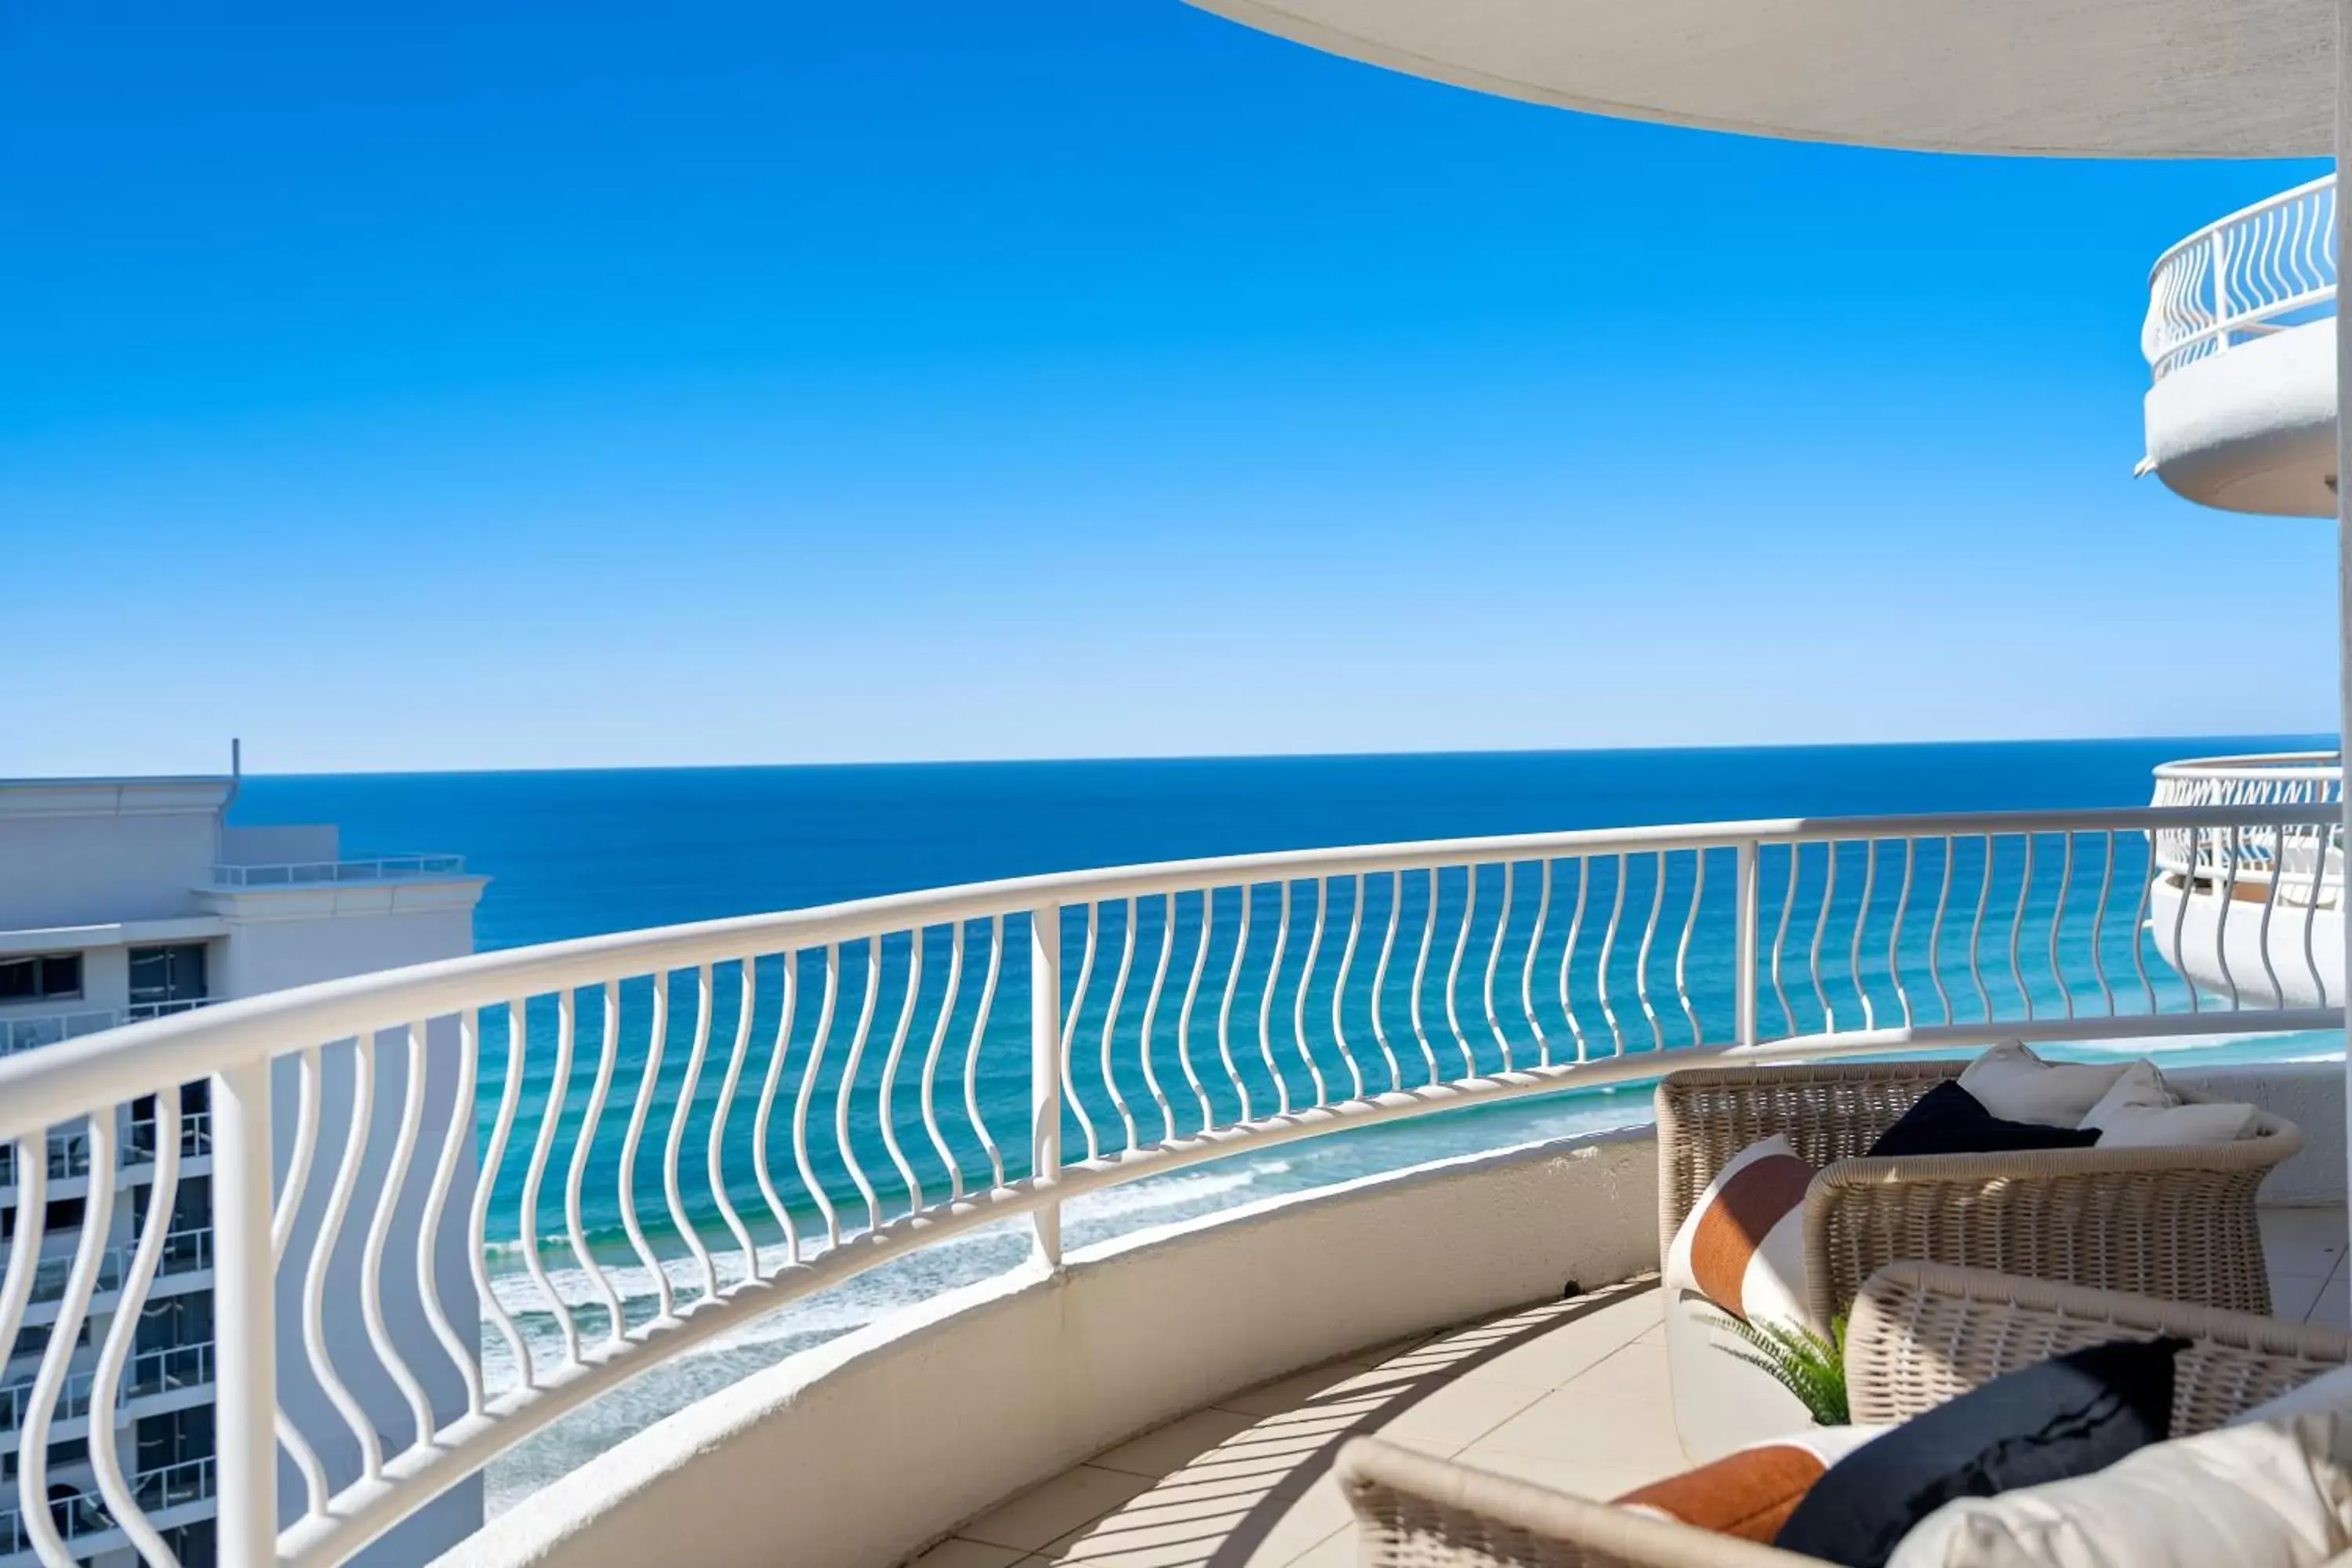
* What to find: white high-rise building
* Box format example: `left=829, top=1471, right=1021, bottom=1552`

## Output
left=0, top=775, right=486, bottom=1568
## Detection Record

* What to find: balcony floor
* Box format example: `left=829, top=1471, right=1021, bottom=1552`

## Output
left=909, top=1204, right=2351, bottom=1568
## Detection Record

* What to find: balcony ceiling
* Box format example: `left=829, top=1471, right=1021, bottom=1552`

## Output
left=1188, top=0, right=2330, bottom=157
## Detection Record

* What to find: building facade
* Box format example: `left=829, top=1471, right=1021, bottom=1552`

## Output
left=0, top=777, right=485, bottom=1567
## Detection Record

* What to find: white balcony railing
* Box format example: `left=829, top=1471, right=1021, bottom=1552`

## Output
left=207, top=855, right=466, bottom=888
left=2151, top=751, right=2344, bottom=893
left=0, top=802, right=2339, bottom=1568
left=0, top=1001, right=216, bottom=1060
left=0, top=1457, right=213, bottom=1557
left=0, top=1342, right=214, bottom=1435
left=0, top=1112, right=211, bottom=1192
left=2143, top=174, right=2336, bottom=381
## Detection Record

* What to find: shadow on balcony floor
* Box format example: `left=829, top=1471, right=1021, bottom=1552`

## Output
left=908, top=1203, right=2350, bottom=1568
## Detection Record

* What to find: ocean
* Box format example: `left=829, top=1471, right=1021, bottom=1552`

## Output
left=230, top=737, right=2341, bottom=1509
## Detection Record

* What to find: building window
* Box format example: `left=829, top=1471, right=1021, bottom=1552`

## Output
left=0, top=953, right=82, bottom=1003
left=128, top=944, right=208, bottom=1009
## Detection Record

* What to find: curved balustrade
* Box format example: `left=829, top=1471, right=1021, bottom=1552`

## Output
left=2151, top=752, right=2343, bottom=888
left=2143, top=174, right=2336, bottom=381
left=0, top=804, right=2339, bottom=1568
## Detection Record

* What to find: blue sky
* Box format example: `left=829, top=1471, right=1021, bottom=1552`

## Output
left=2, top=1, right=2334, bottom=775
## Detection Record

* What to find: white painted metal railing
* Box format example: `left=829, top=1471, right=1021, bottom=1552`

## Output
left=0, top=804, right=2339, bottom=1568
left=207, top=856, right=466, bottom=888
left=2143, top=174, right=2336, bottom=380
left=2151, top=752, right=2343, bottom=892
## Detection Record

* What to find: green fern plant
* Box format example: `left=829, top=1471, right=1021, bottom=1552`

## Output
left=1704, top=1311, right=1849, bottom=1425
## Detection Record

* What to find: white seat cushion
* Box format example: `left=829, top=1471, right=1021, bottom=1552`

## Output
left=1887, top=1414, right=2352, bottom=1567
left=1956, top=1043, right=2129, bottom=1128
left=2080, top=1059, right=2261, bottom=1148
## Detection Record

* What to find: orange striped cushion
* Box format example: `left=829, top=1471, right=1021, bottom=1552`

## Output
left=1616, top=1428, right=1888, bottom=1541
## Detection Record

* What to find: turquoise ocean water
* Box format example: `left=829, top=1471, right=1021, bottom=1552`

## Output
left=231, top=738, right=2342, bottom=1506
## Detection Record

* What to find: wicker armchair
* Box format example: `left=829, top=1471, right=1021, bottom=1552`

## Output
left=1338, top=1261, right=2352, bottom=1568
left=1657, top=1059, right=2303, bottom=1325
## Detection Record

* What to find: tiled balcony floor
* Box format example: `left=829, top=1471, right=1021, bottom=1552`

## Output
left=907, top=1204, right=2350, bottom=1568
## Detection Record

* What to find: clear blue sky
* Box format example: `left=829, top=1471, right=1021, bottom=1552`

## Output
left=2, top=1, right=2333, bottom=775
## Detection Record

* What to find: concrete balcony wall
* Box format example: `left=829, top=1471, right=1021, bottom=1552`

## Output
left=447, top=1127, right=1661, bottom=1568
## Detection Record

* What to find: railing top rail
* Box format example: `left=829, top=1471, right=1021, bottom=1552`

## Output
left=2147, top=172, right=2338, bottom=281
left=0, top=800, right=2332, bottom=1142
left=207, top=853, right=469, bottom=886
left=2154, top=750, right=2343, bottom=779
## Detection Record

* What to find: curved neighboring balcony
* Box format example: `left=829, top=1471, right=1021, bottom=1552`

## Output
left=2150, top=750, right=2344, bottom=1006
left=0, top=801, right=2343, bottom=1568
left=2141, top=174, right=2337, bottom=517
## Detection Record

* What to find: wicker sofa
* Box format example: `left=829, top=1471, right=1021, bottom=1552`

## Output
left=1655, top=1058, right=2303, bottom=1457
left=1338, top=1261, right=2352, bottom=1568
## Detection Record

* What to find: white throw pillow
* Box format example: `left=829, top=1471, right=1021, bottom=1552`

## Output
left=1663, top=1134, right=1818, bottom=1335
left=1956, top=1042, right=2129, bottom=1128
left=1887, top=1414, right=2352, bottom=1568
left=2081, top=1059, right=2261, bottom=1148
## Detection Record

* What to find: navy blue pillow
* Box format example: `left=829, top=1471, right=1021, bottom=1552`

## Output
left=1774, top=1336, right=2187, bottom=1567
left=1865, top=1080, right=2103, bottom=1158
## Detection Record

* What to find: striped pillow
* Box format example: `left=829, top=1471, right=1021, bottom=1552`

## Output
left=1665, top=1134, right=1817, bottom=1332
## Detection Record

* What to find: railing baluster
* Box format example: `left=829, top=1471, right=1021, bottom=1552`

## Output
left=2010, top=834, right=2036, bottom=1019
left=568, top=985, right=630, bottom=1338
left=617, top=976, right=675, bottom=1323
left=1676, top=848, right=1706, bottom=1047
left=2216, top=826, right=2242, bottom=1009
left=1099, top=901, right=1142, bottom=1148
left=421, top=1014, right=488, bottom=1414
left=1333, top=875, right=1370, bottom=1097
left=1524, top=860, right=1555, bottom=1065
left=1889, top=839, right=1914, bottom=1028
left=1969, top=834, right=1995, bottom=1022
left=793, top=949, right=843, bottom=1247
left=474, top=1002, right=535, bottom=1388
left=877, top=937, right=927, bottom=1211
left=837, top=940, right=886, bottom=1229
left=1809, top=841, right=1837, bottom=1032
left=1028, top=906, right=1063, bottom=1267
left=709, top=958, right=762, bottom=1277
left=1598, top=853, right=1628, bottom=1053
left=1483, top=862, right=1516, bottom=1070
left=2091, top=833, right=2118, bottom=1016
left=916, top=927, right=967, bottom=1195
left=666, top=965, right=721, bottom=1296
left=1137, top=896, right=1178, bottom=1143
left=1734, top=842, right=1759, bottom=1050
left=1218, top=886, right=1255, bottom=1118
left=518, top=1000, right=582, bottom=1363
left=364, top=1021, right=437, bottom=1446
left=1408, top=869, right=1443, bottom=1082
left=2050, top=833, right=2077, bottom=1020
left=1851, top=839, right=1877, bottom=1030
left=965, top=918, right=1008, bottom=1186
left=1176, top=894, right=1216, bottom=1128
left=1443, top=866, right=1480, bottom=1076
left=1635, top=851, right=1666, bottom=1051
left=1292, top=880, right=1332, bottom=1104
left=1258, top=883, right=1294, bottom=1112
left=1771, top=842, right=1798, bottom=1036
left=1369, top=873, right=1406, bottom=1090
left=1559, top=857, right=1591, bottom=1061
left=308, top=1034, right=384, bottom=1483
left=753, top=956, right=805, bottom=1261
